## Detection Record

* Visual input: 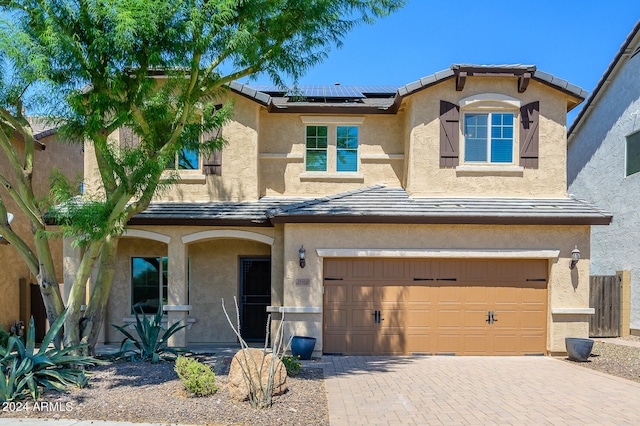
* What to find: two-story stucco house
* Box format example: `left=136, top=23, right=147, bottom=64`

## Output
left=73, top=64, right=612, bottom=356
left=568, top=20, right=640, bottom=335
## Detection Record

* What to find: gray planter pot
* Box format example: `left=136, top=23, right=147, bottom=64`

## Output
left=565, top=337, right=594, bottom=362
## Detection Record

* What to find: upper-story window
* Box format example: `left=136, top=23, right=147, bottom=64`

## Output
left=306, top=125, right=328, bottom=171
left=302, top=117, right=364, bottom=174
left=626, top=130, right=640, bottom=176
left=167, top=147, right=200, bottom=170
left=464, top=113, right=514, bottom=164
left=336, top=126, right=359, bottom=172
left=456, top=94, right=521, bottom=167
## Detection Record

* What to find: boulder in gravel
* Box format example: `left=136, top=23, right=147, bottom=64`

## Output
left=228, top=348, right=287, bottom=402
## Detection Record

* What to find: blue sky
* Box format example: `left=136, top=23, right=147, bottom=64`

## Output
left=249, top=0, right=639, bottom=125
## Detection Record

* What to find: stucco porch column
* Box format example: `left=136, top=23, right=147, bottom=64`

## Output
left=166, top=237, right=190, bottom=347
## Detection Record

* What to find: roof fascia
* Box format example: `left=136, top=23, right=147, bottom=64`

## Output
left=397, top=65, right=586, bottom=112
left=568, top=20, right=640, bottom=144
left=268, top=214, right=612, bottom=226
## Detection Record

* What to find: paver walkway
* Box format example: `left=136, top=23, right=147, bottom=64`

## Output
left=316, top=356, right=640, bottom=426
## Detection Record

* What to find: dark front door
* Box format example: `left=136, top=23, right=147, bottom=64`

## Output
left=239, top=257, right=271, bottom=341
left=30, top=283, right=47, bottom=343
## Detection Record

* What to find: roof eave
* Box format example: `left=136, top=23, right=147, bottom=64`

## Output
left=126, top=217, right=273, bottom=227
left=268, top=214, right=612, bottom=226
left=568, top=20, right=640, bottom=142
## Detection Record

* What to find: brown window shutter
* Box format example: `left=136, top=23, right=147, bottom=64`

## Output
left=119, top=126, right=140, bottom=148
left=519, top=101, right=539, bottom=168
left=440, top=100, right=460, bottom=168
left=202, top=127, right=222, bottom=175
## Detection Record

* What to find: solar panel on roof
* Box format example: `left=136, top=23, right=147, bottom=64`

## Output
left=355, top=85, right=399, bottom=95
left=246, top=83, right=396, bottom=99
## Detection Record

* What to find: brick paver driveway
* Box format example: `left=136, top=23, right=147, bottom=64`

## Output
left=317, top=356, right=640, bottom=425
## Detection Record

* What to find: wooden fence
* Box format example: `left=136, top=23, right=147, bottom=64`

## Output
left=589, top=275, right=621, bottom=338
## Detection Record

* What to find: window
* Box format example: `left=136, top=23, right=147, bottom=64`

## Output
left=626, top=131, right=640, bottom=176
left=336, top=126, right=359, bottom=172
left=304, top=123, right=360, bottom=173
left=167, top=147, right=199, bottom=170
left=305, top=126, right=328, bottom=171
left=131, top=257, right=168, bottom=314
left=464, top=113, right=514, bottom=164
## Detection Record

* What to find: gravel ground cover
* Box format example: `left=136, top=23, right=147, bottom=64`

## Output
left=4, top=338, right=640, bottom=425
left=562, top=337, right=640, bottom=383
left=0, top=354, right=329, bottom=426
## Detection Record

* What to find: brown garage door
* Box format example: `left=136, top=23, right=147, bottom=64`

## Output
left=323, top=258, right=548, bottom=356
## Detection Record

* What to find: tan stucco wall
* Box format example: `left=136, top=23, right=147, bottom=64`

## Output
left=279, top=223, right=591, bottom=354
left=83, top=76, right=573, bottom=203
left=83, top=94, right=262, bottom=202
left=258, top=112, right=405, bottom=196
left=0, top=135, right=83, bottom=330
left=105, top=226, right=278, bottom=343
left=404, top=78, right=570, bottom=197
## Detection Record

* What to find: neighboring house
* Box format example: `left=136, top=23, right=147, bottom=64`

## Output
left=74, top=64, right=612, bottom=356
left=0, top=120, right=84, bottom=334
left=568, top=20, right=640, bottom=335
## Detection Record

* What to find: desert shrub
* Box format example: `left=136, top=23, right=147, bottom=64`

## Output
left=281, top=355, right=301, bottom=376
left=174, top=356, right=217, bottom=396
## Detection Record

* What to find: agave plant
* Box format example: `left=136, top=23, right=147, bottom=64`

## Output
left=0, top=358, right=33, bottom=402
left=0, top=325, right=8, bottom=349
left=0, top=310, right=100, bottom=402
left=111, top=306, right=187, bottom=363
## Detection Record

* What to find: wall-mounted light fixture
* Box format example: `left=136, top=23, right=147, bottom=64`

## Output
left=569, top=245, right=581, bottom=269
left=299, top=245, right=306, bottom=268
left=0, top=212, right=14, bottom=246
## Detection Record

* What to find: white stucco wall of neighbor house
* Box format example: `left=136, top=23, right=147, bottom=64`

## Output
left=567, top=49, right=640, bottom=330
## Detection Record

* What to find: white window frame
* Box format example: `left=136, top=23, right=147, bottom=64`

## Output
left=301, top=116, right=364, bottom=177
left=458, top=94, right=520, bottom=169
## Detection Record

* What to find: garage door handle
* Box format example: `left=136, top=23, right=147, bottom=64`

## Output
left=486, top=311, right=497, bottom=324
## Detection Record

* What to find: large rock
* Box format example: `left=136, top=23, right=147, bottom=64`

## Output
left=227, top=348, right=287, bottom=402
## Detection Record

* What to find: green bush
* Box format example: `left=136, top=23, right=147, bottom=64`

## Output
left=281, top=355, right=301, bottom=376
left=174, top=356, right=217, bottom=397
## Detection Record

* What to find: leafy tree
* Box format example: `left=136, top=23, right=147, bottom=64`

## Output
left=0, top=0, right=405, bottom=353
left=0, top=51, right=67, bottom=333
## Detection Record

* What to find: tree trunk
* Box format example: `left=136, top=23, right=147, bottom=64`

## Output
left=63, top=241, right=102, bottom=350
left=80, top=234, right=120, bottom=355
left=34, top=233, right=65, bottom=345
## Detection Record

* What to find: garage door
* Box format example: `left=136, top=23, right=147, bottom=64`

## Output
left=323, top=258, right=548, bottom=356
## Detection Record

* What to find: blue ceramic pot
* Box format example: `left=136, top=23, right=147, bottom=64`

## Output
left=291, top=336, right=316, bottom=360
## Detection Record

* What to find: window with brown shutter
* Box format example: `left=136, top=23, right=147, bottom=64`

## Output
left=440, top=100, right=460, bottom=168
left=519, top=101, right=539, bottom=168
